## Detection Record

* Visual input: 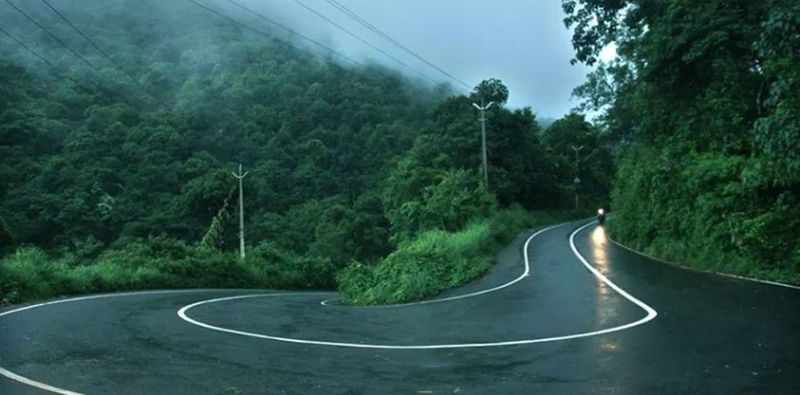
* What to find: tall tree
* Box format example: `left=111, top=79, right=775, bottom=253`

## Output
left=564, top=0, right=800, bottom=274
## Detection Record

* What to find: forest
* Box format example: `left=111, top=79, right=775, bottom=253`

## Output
left=564, top=0, right=799, bottom=283
left=2, top=0, right=796, bottom=306
left=0, top=0, right=604, bottom=304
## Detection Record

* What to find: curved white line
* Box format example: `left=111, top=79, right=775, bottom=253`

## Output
left=321, top=224, right=563, bottom=307
left=0, top=220, right=660, bottom=394
left=568, top=221, right=658, bottom=324
left=0, top=289, right=233, bottom=319
left=0, top=367, right=82, bottom=395
left=0, top=289, right=284, bottom=395
left=0, top=223, right=558, bottom=393
left=177, top=221, right=658, bottom=349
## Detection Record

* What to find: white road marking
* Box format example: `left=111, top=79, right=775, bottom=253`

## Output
left=607, top=233, right=800, bottom=291
left=0, top=220, right=661, bottom=393
left=0, top=289, right=280, bottom=395
left=176, top=221, right=659, bottom=349
left=0, top=367, right=82, bottom=395
left=320, top=224, right=563, bottom=307
left=0, top=289, right=232, bottom=319
left=712, top=273, right=800, bottom=290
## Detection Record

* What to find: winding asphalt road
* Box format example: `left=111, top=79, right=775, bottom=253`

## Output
left=1, top=220, right=798, bottom=394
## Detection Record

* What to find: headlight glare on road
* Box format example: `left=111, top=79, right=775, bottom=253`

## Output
left=591, top=226, right=607, bottom=246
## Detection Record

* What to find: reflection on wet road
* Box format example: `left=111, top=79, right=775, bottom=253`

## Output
left=1, top=220, right=798, bottom=394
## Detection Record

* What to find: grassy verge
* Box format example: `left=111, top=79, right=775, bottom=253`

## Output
left=335, top=208, right=580, bottom=305
left=0, top=237, right=334, bottom=305
left=0, top=209, right=583, bottom=306
left=608, top=220, right=800, bottom=285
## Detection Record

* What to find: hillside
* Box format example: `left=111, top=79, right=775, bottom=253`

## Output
left=0, top=0, right=604, bottom=303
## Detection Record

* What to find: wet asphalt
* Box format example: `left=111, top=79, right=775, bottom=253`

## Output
left=0, top=220, right=798, bottom=394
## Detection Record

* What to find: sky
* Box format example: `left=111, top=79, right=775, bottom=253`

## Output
left=244, top=0, right=594, bottom=118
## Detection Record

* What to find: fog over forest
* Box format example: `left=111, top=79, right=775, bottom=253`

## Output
left=1, top=2, right=799, bottom=393
left=1, top=0, right=612, bottom=305
left=0, top=0, right=589, bottom=117
left=2, top=0, right=796, bottom=318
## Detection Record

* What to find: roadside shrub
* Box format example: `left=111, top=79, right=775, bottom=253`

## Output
left=610, top=144, right=800, bottom=284
left=1, top=210, right=578, bottom=306
left=1, top=247, right=62, bottom=303
left=245, top=241, right=335, bottom=289
left=0, top=236, right=338, bottom=305
left=337, top=209, right=577, bottom=305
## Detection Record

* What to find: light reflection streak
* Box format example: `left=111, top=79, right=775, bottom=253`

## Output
left=591, top=226, right=610, bottom=293
left=592, top=225, right=621, bottom=352
left=599, top=339, right=619, bottom=352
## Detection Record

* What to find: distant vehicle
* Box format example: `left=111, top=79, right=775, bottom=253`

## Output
left=597, top=208, right=606, bottom=225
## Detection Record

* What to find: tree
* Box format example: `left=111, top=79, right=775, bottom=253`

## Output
left=471, top=78, right=509, bottom=105
left=564, top=0, right=800, bottom=274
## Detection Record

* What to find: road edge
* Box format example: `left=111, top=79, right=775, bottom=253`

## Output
left=606, top=229, right=800, bottom=291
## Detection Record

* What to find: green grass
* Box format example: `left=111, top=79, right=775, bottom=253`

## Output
left=0, top=209, right=583, bottom=306
left=336, top=208, right=580, bottom=305
left=0, top=237, right=333, bottom=305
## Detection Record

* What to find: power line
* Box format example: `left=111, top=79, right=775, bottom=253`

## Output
left=188, top=0, right=434, bottom=92
left=292, top=0, right=440, bottom=86
left=3, top=0, right=136, bottom=106
left=186, top=0, right=365, bottom=68
left=325, top=0, right=472, bottom=89
left=0, top=25, right=92, bottom=92
left=1, top=26, right=125, bottom=104
left=39, top=0, right=170, bottom=110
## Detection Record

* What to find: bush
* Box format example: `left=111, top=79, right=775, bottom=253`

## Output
left=1, top=247, right=64, bottom=303
left=609, top=144, right=800, bottom=285
left=0, top=210, right=578, bottom=306
left=383, top=167, right=497, bottom=244
left=0, top=236, right=339, bottom=305
left=245, top=241, right=335, bottom=289
left=337, top=208, right=576, bottom=305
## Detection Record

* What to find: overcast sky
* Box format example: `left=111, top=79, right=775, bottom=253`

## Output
left=250, top=0, right=592, bottom=118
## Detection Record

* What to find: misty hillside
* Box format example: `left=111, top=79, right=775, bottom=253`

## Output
left=1, top=0, right=440, bottom=247
left=1, top=2, right=799, bottom=393
left=1, top=0, right=599, bottom=303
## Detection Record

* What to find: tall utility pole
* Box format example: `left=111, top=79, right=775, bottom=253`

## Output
left=571, top=145, right=583, bottom=210
left=472, top=100, right=494, bottom=191
left=231, top=164, right=248, bottom=260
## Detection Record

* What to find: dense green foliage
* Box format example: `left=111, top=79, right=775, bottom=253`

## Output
left=565, top=0, right=800, bottom=283
left=541, top=113, right=614, bottom=209
left=0, top=238, right=331, bottom=304
left=0, top=1, right=602, bottom=304
left=337, top=208, right=574, bottom=305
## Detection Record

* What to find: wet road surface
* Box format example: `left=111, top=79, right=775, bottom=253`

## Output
left=1, top=220, right=798, bottom=394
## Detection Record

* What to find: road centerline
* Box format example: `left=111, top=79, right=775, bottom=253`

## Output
left=0, top=220, right=660, bottom=394
left=176, top=221, right=658, bottom=349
